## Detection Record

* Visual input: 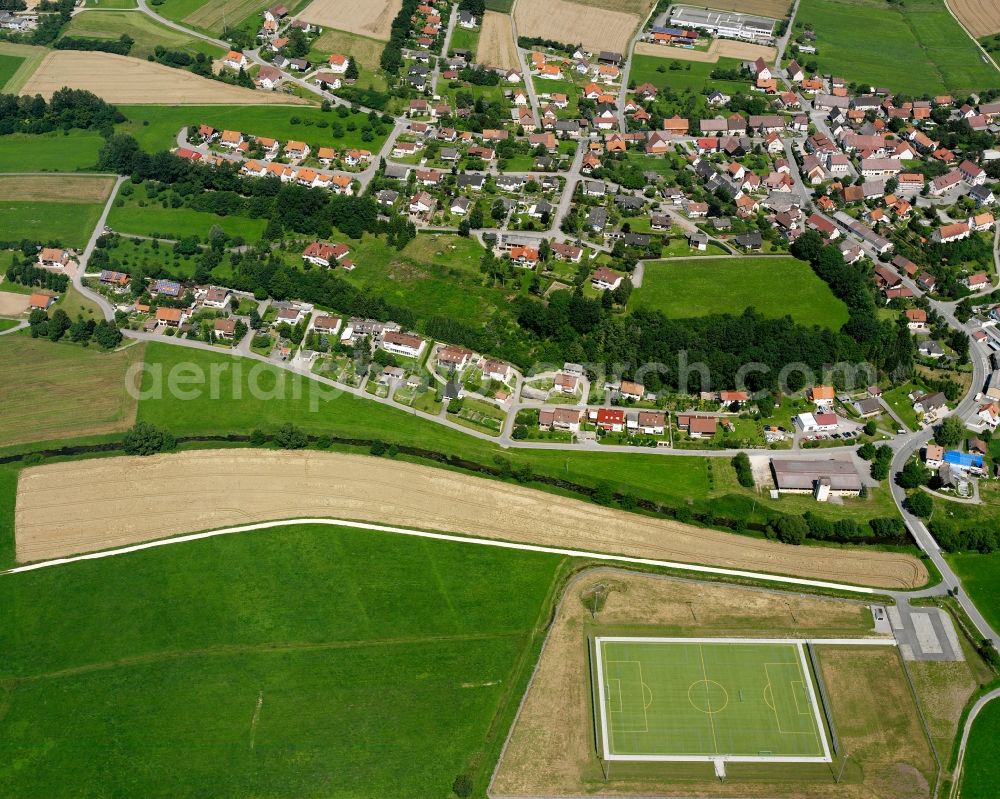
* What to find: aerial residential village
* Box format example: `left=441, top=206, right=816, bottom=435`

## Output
left=23, top=0, right=1000, bottom=503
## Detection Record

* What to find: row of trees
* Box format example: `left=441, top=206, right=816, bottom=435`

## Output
left=27, top=308, right=122, bottom=349
left=0, top=89, right=124, bottom=136
left=53, top=34, right=133, bottom=56
left=6, top=258, right=69, bottom=293
left=380, top=0, right=423, bottom=74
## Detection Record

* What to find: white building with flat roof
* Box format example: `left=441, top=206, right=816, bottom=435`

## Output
left=668, top=5, right=777, bottom=41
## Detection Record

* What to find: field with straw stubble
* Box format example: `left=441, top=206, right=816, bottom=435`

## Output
left=477, top=11, right=519, bottom=70
left=950, top=0, right=1000, bottom=37
left=514, top=0, right=642, bottom=53
left=297, top=0, right=402, bottom=40
left=21, top=51, right=309, bottom=104
left=15, top=449, right=926, bottom=588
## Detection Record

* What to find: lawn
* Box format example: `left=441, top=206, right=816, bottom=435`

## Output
left=959, top=696, right=1000, bottom=798
left=1, top=200, right=105, bottom=248
left=0, top=335, right=144, bottom=448
left=0, top=130, right=105, bottom=172
left=56, top=283, right=103, bottom=321
left=0, top=520, right=564, bottom=797
left=949, top=552, right=1000, bottom=633
left=0, top=53, right=23, bottom=90
left=796, top=0, right=999, bottom=95
left=108, top=180, right=268, bottom=240
left=115, top=104, right=388, bottom=154
left=307, top=28, right=387, bottom=91
left=450, top=23, right=481, bottom=56
left=596, top=638, right=825, bottom=759
left=630, top=256, right=850, bottom=330
left=628, top=54, right=747, bottom=99
left=62, top=9, right=225, bottom=60
left=331, top=231, right=515, bottom=329
left=0, top=41, right=48, bottom=93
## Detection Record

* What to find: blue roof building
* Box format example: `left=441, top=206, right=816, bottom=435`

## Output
left=943, top=450, right=984, bottom=470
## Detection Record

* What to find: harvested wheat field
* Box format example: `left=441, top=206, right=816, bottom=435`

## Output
left=298, top=0, right=402, bottom=40
left=515, top=0, right=640, bottom=54
left=0, top=292, right=29, bottom=315
left=0, top=175, right=115, bottom=203
left=15, top=449, right=926, bottom=589
left=696, top=0, right=791, bottom=18
left=634, top=38, right=776, bottom=62
left=950, top=0, right=1000, bottom=37
left=21, top=51, right=308, bottom=104
left=492, top=569, right=930, bottom=799
left=478, top=11, right=519, bottom=70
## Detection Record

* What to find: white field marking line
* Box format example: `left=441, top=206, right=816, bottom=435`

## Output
left=796, top=642, right=831, bottom=762
left=594, top=637, right=613, bottom=760
left=697, top=644, right=720, bottom=755
left=791, top=681, right=809, bottom=716
left=604, top=659, right=649, bottom=732
left=608, top=678, right=623, bottom=713
left=3, top=518, right=888, bottom=596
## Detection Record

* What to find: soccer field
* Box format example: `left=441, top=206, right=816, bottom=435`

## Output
left=594, top=638, right=830, bottom=762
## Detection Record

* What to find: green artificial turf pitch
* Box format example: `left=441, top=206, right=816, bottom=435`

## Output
left=594, top=638, right=829, bottom=761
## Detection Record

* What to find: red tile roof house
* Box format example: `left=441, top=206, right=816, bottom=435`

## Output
left=302, top=241, right=349, bottom=267
left=28, top=292, right=56, bottom=311
left=554, top=372, right=579, bottom=393
left=312, top=315, right=341, bottom=336
left=155, top=307, right=185, bottom=327
left=539, top=407, right=583, bottom=432
left=592, top=407, right=626, bottom=432
left=619, top=380, right=645, bottom=401
left=480, top=358, right=512, bottom=382
left=632, top=410, right=666, bottom=435
left=437, top=345, right=473, bottom=370
left=38, top=247, right=69, bottom=268
left=214, top=318, right=237, bottom=339
left=381, top=331, right=426, bottom=358
left=591, top=266, right=623, bottom=291
left=933, top=222, right=970, bottom=243
left=677, top=414, right=717, bottom=438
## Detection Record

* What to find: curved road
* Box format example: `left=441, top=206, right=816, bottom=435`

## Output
left=951, top=688, right=1000, bottom=798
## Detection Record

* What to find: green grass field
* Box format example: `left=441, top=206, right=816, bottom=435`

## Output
left=0, top=130, right=104, bottom=172
left=62, top=9, right=225, bottom=59
left=450, top=23, right=481, bottom=56
left=628, top=55, right=747, bottom=101
left=0, top=41, right=48, bottom=93
left=0, top=336, right=143, bottom=449
left=631, top=257, right=850, bottom=330
left=1, top=200, right=105, bottom=248
left=0, top=521, right=564, bottom=797
left=960, top=697, right=1000, bottom=798
left=108, top=180, right=268, bottom=240
left=597, top=638, right=827, bottom=759
left=307, top=28, right=387, bottom=91
left=115, top=104, right=385, bottom=154
left=0, top=53, right=24, bottom=91
left=948, top=552, right=1000, bottom=632
left=796, top=0, right=999, bottom=95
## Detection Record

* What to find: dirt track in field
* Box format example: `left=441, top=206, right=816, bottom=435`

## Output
left=478, top=11, right=519, bottom=71
left=0, top=175, right=115, bottom=203
left=514, top=0, right=640, bottom=54
left=634, top=38, right=776, bottom=63
left=297, top=0, right=402, bottom=40
left=15, top=450, right=927, bottom=589
left=21, top=51, right=308, bottom=104
left=950, top=0, right=1000, bottom=37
